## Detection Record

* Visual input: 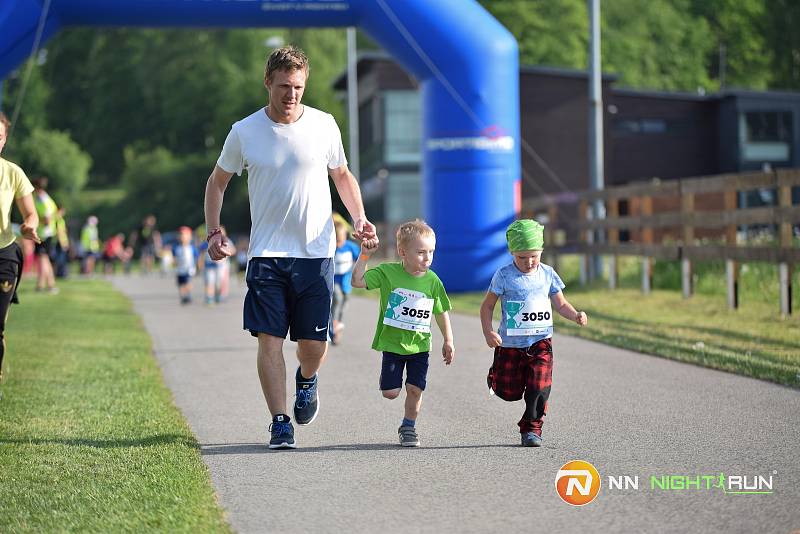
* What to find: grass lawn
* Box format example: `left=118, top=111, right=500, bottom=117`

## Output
left=0, top=278, right=231, bottom=533
left=446, top=255, right=800, bottom=388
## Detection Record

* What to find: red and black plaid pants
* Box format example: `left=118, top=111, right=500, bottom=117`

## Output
left=487, top=338, right=553, bottom=435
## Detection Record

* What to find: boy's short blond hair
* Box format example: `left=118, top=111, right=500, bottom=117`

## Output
left=396, top=219, right=435, bottom=249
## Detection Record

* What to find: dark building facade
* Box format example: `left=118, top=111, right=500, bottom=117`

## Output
left=517, top=65, right=615, bottom=199
left=333, top=53, right=800, bottom=224
left=609, top=89, right=719, bottom=184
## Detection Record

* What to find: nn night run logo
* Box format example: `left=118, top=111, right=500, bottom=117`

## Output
left=555, top=462, right=776, bottom=504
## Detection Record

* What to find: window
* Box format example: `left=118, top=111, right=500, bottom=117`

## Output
left=384, top=91, right=421, bottom=164
left=740, top=111, right=792, bottom=162
left=612, top=118, right=667, bottom=135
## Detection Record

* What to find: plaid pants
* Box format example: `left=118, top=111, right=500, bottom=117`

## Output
left=487, top=338, right=553, bottom=436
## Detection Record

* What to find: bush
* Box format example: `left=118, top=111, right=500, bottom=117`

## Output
left=118, top=146, right=250, bottom=237
left=19, top=128, right=92, bottom=203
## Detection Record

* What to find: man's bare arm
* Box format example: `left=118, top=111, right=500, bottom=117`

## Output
left=204, top=165, right=235, bottom=260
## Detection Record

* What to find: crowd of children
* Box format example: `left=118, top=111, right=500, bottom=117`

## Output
left=31, top=212, right=242, bottom=306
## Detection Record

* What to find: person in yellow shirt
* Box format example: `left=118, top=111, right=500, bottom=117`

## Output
left=33, top=176, right=58, bottom=293
left=0, top=112, right=41, bottom=390
left=80, top=215, right=100, bottom=274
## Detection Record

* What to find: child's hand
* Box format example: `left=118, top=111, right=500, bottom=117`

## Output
left=442, top=341, right=455, bottom=365
left=484, top=331, right=502, bottom=348
left=575, top=310, right=588, bottom=327
left=361, top=238, right=379, bottom=254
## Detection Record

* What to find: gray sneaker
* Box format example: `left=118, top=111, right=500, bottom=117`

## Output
left=521, top=432, right=542, bottom=447
left=398, top=425, right=420, bottom=447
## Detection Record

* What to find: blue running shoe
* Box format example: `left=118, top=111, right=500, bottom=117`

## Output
left=293, top=367, right=319, bottom=425
left=269, top=415, right=296, bottom=449
left=521, top=432, right=542, bottom=447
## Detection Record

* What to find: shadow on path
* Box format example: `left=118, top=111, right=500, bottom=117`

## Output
left=201, top=442, right=531, bottom=455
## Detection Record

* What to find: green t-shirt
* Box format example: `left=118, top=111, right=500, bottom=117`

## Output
left=364, top=262, right=451, bottom=355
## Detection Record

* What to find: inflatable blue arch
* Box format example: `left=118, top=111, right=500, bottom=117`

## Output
left=0, top=0, right=520, bottom=291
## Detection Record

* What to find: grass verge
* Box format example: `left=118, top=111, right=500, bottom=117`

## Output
left=0, top=278, right=231, bottom=533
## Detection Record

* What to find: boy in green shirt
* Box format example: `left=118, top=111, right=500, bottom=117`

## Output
left=352, top=219, right=455, bottom=447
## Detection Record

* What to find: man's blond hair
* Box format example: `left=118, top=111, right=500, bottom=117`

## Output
left=396, top=219, right=435, bottom=249
left=265, top=45, right=309, bottom=82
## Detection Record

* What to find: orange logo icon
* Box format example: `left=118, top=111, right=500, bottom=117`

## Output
left=555, top=460, right=601, bottom=506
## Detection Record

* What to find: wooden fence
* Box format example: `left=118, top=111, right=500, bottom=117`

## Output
left=521, top=168, right=800, bottom=315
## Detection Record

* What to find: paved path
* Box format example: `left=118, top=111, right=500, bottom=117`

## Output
left=113, top=275, right=799, bottom=534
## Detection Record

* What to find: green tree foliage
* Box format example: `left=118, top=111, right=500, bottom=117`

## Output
left=1, top=58, right=51, bottom=147
left=479, top=0, right=715, bottom=91
left=43, top=28, right=276, bottom=186
left=18, top=128, right=92, bottom=206
left=689, top=0, right=771, bottom=89
left=118, top=147, right=250, bottom=237
left=119, top=147, right=210, bottom=234
left=481, top=0, right=800, bottom=93
left=480, top=0, right=588, bottom=68
left=601, top=0, right=715, bottom=91
left=765, top=0, right=800, bottom=90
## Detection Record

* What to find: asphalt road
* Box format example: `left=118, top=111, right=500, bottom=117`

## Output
left=112, top=274, right=800, bottom=534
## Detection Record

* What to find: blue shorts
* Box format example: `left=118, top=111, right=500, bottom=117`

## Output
left=380, top=351, right=430, bottom=391
left=244, top=257, right=333, bottom=342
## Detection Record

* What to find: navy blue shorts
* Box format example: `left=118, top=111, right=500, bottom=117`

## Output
left=244, top=257, right=333, bottom=342
left=380, top=351, right=430, bottom=391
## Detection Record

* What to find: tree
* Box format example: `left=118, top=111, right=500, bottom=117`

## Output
left=1, top=57, right=51, bottom=142
left=19, top=128, right=92, bottom=207
left=480, top=0, right=588, bottom=68
left=118, top=146, right=250, bottom=237
left=765, top=0, right=800, bottom=90
left=689, top=0, right=771, bottom=90
left=601, top=0, right=715, bottom=92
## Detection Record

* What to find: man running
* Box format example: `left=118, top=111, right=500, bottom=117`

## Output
left=204, top=45, right=378, bottom=449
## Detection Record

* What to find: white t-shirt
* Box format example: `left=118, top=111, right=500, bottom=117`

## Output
left=217, top=105, right=347, bottom=258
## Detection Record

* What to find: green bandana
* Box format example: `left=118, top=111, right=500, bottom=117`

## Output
left=506, top=219, right=544, bottom=251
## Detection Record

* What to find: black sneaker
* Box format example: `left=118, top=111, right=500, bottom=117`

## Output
left=269, top=415, right=296, bottom=449
left=293, top=367, right=319, bottom=425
